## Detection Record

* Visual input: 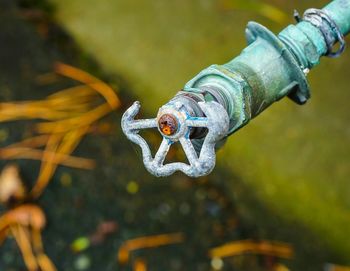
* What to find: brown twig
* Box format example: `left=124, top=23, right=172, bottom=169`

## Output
left=11, top=224, right=39, bottom=271
left=36, top=104, right=112, bottom=134
left=133, top=258, right=147, bottom=271
left=209, top=239, right=293, bottom=259
left=0, top=147, right=96, bottom=170
left=54, top=62, right=120, bottom=109
left=30, top=126, right=90, bottom=198
left=0, top=63, right=122, bottom=271
left=0, top=205, right=57, bottom=271
left=118, top=233, right=185, bottom=265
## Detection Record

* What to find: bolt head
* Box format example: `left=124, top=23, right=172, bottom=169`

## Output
left=158, top=114, right=178, bottom=136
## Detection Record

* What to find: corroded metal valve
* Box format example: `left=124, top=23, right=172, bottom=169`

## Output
left=122, top=0, right=350, bottom=178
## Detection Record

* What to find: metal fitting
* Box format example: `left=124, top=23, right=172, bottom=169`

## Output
left=122, top=0, right=350, bottom=178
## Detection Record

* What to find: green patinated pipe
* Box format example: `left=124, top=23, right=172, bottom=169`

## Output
left=183, top=0, right=350, bottom=135
left=324, top=0, right=350, bottom=35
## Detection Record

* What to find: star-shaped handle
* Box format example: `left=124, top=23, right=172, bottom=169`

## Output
left=121, top=100, right=229, bottom=177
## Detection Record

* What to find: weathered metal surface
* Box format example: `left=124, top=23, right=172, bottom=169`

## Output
left=121, top=100, right=229, bottom=177
left=122, top=0, right=350, bottom=177
left=324, top=0, right=350, bottom=35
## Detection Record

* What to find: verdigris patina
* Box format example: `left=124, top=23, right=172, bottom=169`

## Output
left=122, top=0, right=350, bottom=177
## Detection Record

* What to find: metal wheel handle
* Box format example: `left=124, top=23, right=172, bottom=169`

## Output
left=121, top=100, right=229, bottom=177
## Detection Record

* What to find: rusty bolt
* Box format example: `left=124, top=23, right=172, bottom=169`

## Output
left=158, top=114, right=178, bottom=136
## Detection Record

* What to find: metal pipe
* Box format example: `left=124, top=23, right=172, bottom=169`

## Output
left=324, top=0, right=350, bottom=35
left=122, top=0, right=350, bottom=177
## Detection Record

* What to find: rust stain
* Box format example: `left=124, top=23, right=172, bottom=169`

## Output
left=158, top=114, right=178, bottom=136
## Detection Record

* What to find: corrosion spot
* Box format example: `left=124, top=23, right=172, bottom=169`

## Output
left=158, top=114, right=178, bottom=136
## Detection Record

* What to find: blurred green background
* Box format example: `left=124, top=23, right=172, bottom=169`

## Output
left=1, top=0, right=350, bottom=270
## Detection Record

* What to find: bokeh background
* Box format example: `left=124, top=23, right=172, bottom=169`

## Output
left=0, top=0, right=349, bottom=270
